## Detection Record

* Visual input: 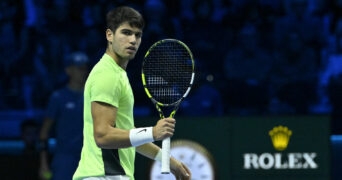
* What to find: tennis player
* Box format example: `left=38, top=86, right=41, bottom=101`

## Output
left=72, top=6, right=191, bottom=180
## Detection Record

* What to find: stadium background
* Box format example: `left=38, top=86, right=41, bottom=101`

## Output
left=0, top=0, right=341, bottom=179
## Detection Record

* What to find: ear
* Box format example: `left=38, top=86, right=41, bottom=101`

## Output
left=106, top=29, right=113, bottom=44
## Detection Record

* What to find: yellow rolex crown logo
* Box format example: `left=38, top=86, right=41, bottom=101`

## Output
left=269, top=125, right=292, bottom=151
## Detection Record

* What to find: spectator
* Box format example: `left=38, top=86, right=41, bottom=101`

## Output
left=0, top=0, right=17, bottom=109
left=80, top=1, right=107, bottom=67
left=321, top=15, right=342, bottom=134
left=31, top=0, right=81, bottom=105
left=223, top=23, right=272, bottom=114
left=180, top=66, right=224, bottom=117
left=182, top=0, right=221, bottom=77
left=328, top=72, right=342, bottom=134
left=270, top=32, right=318, bottom=114
left=312, top=14, right=342, bottom=114
left=39, top=52, right=89, bottom=180
left=142, top=0, right=182, bottom=44
left=273, top=0, right=325, bottom=65
left=0, top=119, right=40, bottom=179
left=0, top=0, right=35, bottom=109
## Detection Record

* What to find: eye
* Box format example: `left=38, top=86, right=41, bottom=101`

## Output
left=122, top=30, right=133, bottom=36
left=135, top=32, right=142, bottom=38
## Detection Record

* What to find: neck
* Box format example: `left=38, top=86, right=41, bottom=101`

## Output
left=106, top=48, right=128, bottom=70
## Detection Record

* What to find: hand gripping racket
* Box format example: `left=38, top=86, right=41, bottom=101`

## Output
left=141, top=39, right=195, bottom=174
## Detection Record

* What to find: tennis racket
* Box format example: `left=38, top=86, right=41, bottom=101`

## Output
left=141, top=39, right=195, bottom=174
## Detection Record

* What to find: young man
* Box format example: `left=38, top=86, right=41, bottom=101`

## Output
left=73, top=6, right=191, bottom=180
left=40, top=51, right=89, bottom=180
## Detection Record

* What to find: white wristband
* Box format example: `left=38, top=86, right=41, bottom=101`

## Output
left=129, top=127, right=154, bottom=147
left=154, top=149, right=162, bottom=162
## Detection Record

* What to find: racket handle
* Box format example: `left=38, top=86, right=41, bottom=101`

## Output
left=161, top=137, right=171, bottom=174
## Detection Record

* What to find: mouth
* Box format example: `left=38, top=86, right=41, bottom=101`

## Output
left=126, top=46, right=137, bottom=53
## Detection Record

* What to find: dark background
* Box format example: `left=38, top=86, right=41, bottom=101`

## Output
left=1, top=0, right=342, bottom=179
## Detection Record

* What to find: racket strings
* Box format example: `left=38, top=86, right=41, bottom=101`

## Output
left=143, top=41, right=193, bottom=105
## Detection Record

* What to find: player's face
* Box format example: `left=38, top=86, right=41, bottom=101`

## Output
left=107, top=22, right=142, bottom=61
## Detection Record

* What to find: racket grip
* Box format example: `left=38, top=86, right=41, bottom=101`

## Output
left=161, top=137, right=171, bottom=174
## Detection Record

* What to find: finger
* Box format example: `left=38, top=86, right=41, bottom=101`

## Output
left=167, top=126, right=175, bottom=135
left=181, top=163, right=191, bottom=178
left=162, top=121, right=175, bottom=129
left=164, top=130, right=174, bottom=137
left=165, top=117, right=176, bottom=123
left=167, top=122, right=176, bottom=129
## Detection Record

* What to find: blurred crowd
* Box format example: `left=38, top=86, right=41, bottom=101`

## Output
left=1, top=0, right=342, bottom=120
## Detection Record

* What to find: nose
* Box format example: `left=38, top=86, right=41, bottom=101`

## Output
left=129, top=35, right=137, bottom=45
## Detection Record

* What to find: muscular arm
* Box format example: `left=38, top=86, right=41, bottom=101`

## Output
left=92, top=100, right=190, bottom=178
left=92, top=101, right=176, bottom=149
left=92, top=101, right=131, bottom=149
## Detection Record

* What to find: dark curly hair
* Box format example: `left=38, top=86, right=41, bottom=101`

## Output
left=106, top=6, right=145, bottom=32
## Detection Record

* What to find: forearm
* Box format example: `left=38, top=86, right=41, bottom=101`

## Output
left=40, top=118, right=54, bottom=140
left=95, top=126, right=155, bottom=149
left=137, top=143, right=181, bottom=171
left=136, top=142, right=161, bottom=160
left=92, top=102, right=174, bottom=150
left=39, top=118, right=53, bottom=167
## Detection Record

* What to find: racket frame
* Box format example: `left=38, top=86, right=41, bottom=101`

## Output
left=141, top=39, right=195, bottom=174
